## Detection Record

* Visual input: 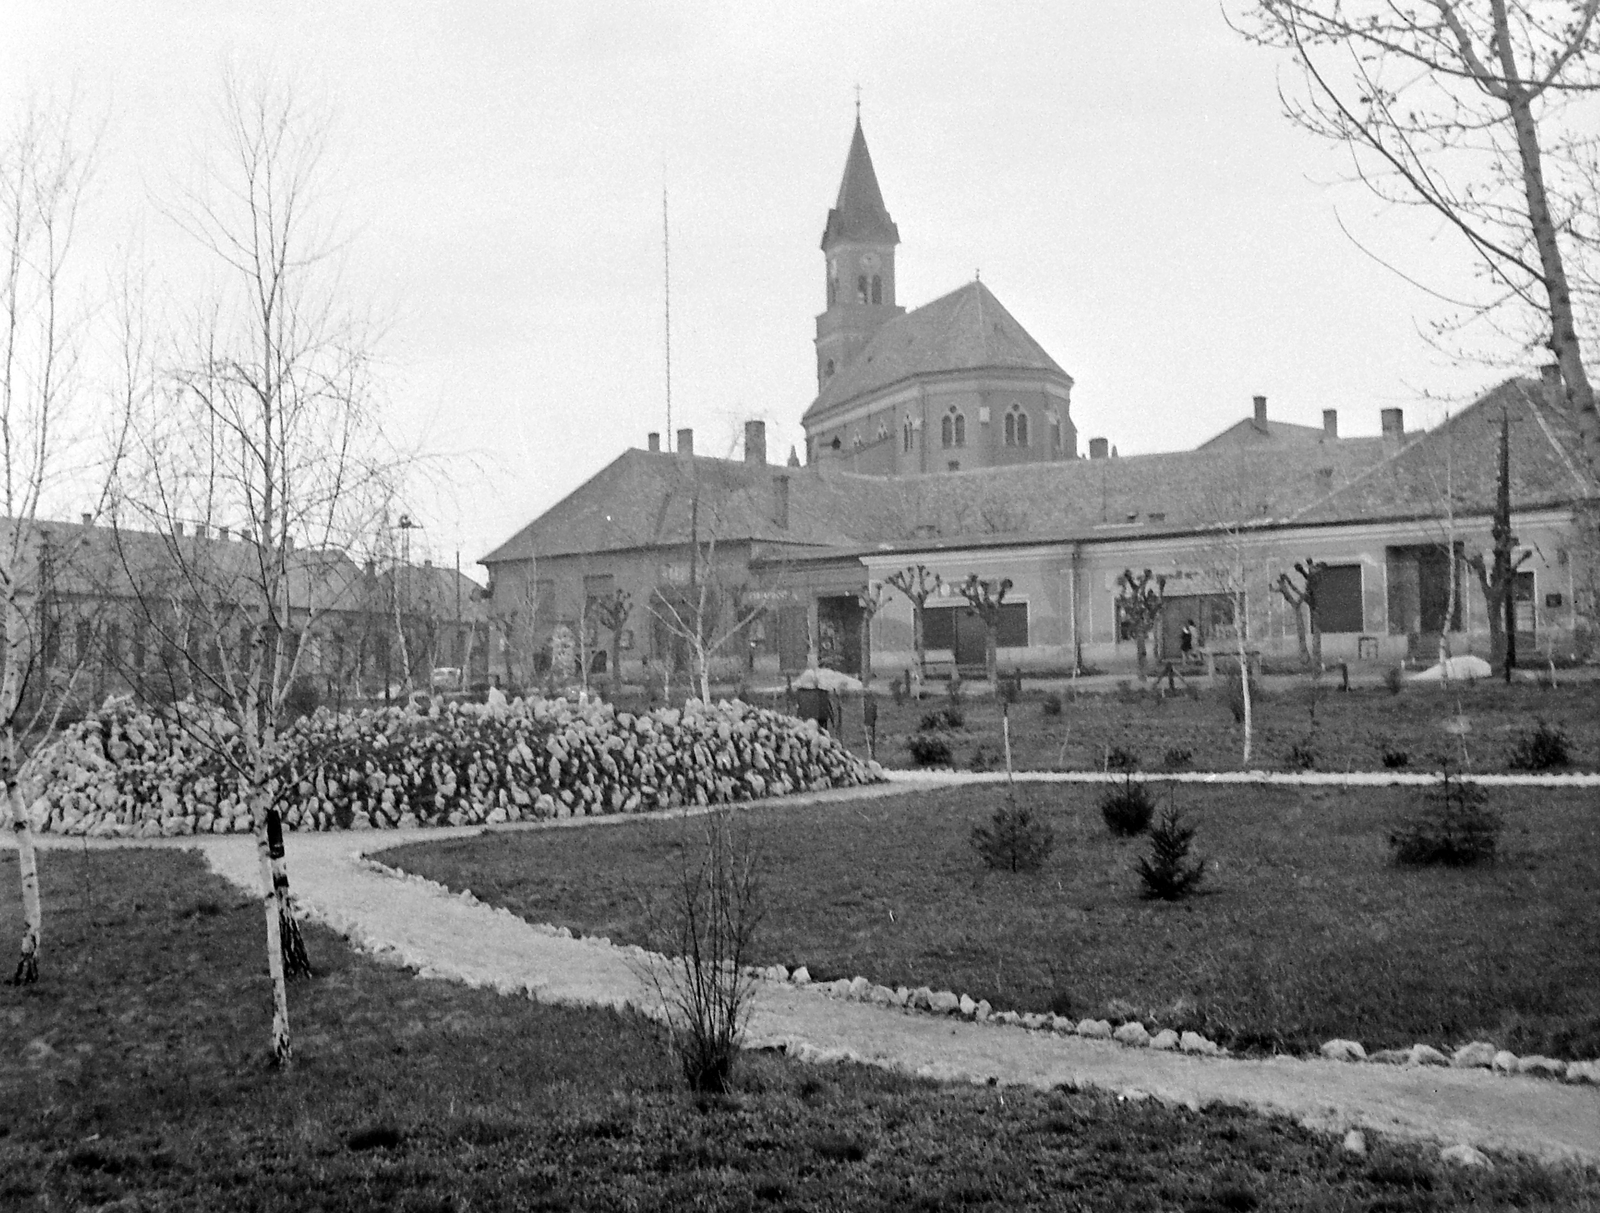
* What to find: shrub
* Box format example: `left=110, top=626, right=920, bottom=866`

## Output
left=997, top=674, right=1022, bottom=705
left=1137, top=806, right=1207, bottom=900
left=1383, top=666, right=1405, bottom=695
left=946, top=676, right=964, bottom=707
left=642, top=811, right=763, bottom=1093
left=1162, top=747, right=1192, bottom=770
left=282, top=675, right=322, bottom=722
left=1104, top=744, right=1139, bottom=772
left=919, top=706, right=964, bottom=732
left=971, top=796, right=1055, bottom=873
left=1223, top=663, right=1258, bottom=724
left=969, top=744, right=994, bottom=773
left=907, top=733, right=952, bottom=767
left=1508, top=719, right=1571, bottom=771
left=1040, top=691, right=1063, bottom=717
left=1285, top=739, right=1317, bottom=770
left=1389, top=771, right=1501, bottom=867
left=1380, top=746, right=1410, bottom=770
left=1100, top=774, right=1156, bottom=837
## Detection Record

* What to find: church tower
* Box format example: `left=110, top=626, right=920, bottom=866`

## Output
left=815, top=117, right=904, bottom=393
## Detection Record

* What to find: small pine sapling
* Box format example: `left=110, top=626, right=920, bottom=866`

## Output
left=1507, top=720, right=1570, bottom=771
left=1099, top=772, right=1156, bottom=837
left=1137, top=807, right=1207, bottom=900
left=1389, top=770, right=1501, bottom=867
left=971, top=794, right=1056, bottom=873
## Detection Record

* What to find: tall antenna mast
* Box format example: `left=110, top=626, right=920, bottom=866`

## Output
left=663, top=180, right=673, bottom=452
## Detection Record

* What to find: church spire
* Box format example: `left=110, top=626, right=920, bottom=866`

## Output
left=821, top=117, right=899, bottom=249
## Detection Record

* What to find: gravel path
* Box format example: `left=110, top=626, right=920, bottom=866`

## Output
left=14, top=773, right=1600, bottom=1168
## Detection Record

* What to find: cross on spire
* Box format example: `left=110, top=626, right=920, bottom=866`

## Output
left=854, top=83, right=861, bottom=119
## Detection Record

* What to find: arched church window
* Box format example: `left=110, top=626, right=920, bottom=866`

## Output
left=1017, top=411, right=1028, bottom=446
left=857, top=275, right=868, bottom=304
left=828, top=278, right=837, bottom=306
left=902, top=417, right=914, bottom=453
left=825, top=358, right=835, bottom=379
left=871, top=275, right=882, bottom=304
left=1003, top=413, right=1016, bottom=447
left=940, top=414, right=953, bottom=448
left=954, top=411, right=966, bottom=447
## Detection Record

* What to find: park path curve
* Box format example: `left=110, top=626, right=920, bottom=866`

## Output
left=15, top=772, right=1599, bottom=1168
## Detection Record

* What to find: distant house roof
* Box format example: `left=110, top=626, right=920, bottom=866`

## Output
left=478, top=449, right=914, bottom=565
left=821, top=119, right=899, bottom=248
left=804, top=280, right=1070, bottom=423
left=1289, top=377, right=1597, bottom=526
left=1197, top=416, right=1330, bottom=450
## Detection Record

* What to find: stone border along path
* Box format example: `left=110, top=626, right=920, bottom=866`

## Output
left=10, top=771, right=1599, bottom=1169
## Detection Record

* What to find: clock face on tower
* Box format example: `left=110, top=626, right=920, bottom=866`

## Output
left=861, top=251, right=881, bottom=271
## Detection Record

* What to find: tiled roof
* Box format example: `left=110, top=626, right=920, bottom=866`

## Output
left=478, top=450, right=915, bottom=564
left=821, top=119, right=899, bottom=248
left=804, top=281, right=1069, bottom=422
left=1197, top=417, right=1328, bottom=450
left=1289, top=378, right=1596, bottom=525
left=483, top=379, right=1599, bottom=571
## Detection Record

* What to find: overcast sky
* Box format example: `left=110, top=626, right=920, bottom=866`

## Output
left=3, top=2, right=1536, bottom=576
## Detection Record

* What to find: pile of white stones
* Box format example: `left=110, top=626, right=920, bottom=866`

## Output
left=768, top=964, right=1600, bottom=1081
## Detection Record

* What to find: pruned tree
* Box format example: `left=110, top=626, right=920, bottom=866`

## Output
left=0, top=98, right=104, bottom=985
left=957, top=574, right=1013, bottom=688
left=883, top=564, right=942, bottom=696
left=1116, top=568, right=1167, bottom=679
left=1238, top=1, right=1600, bottom=475
left=1276, top=557, right=1330, bottom=669
left=589, top=586, right=632, bottom=700
left=118, top=72, right=393, bottom=1065
left=854, top=579, right=887, bottom=687
left=1467, top=411, right=1533, bottom=677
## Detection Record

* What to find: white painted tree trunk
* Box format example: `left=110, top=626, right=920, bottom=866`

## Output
left=6, top=732, right=39, bottom=985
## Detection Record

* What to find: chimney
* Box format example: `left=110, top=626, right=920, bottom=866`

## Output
left=1540, top=363, right=1562, bottom=388
left=174, top=522, right=185, bottom=538
left=80, top=512, right=91, bottom=526
left=1253, top=395, right=1268, bottom=426
left=647, top=431, right=660, bottom=452
left=283, top=534, right=294, bottom=553
left=677, top=427, right=694, bottom=457
left=744, top=419, right=767, bottom=465
left=194, top=524, right=207, bottom=540
left=772, top=474, right=790, bottom=529
left=1381, top=407, right=1404, bottom=438
left=1540, top=363, right=1564, bottom=405
left=1089, top=437, right=1109, bottom=460
left=1322, top=409, right=1338, bottom=438
left=423, top=558, right=431, bottom=567
left=364, top=557, right=376, bottom=577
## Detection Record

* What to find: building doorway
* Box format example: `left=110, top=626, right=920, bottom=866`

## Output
left=816, top=595, right=864, bottom=676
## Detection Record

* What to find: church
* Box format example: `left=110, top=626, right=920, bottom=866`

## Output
left=479, top=118, right=1597, bottom=688
left=801, top=119, right=1077, bottom=476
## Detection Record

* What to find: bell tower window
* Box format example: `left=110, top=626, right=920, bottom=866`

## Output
left=902, top=417, right=914, bottom=453
left=871, top=275, right=882, bottom=304
left=856, top=275, right=868, bottom=304
left=942, top=407, right=966, bottom=449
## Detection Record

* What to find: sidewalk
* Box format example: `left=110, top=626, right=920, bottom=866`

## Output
left=13, top=778, right=1599, bottom=1167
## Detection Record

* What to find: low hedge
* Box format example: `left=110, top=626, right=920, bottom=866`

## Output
left=25, top=696, right=881, bottom=838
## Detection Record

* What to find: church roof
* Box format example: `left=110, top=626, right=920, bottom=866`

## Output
left=804, top=280, right=1069, bottom=423
left=821, top=119, right=899, bottom=248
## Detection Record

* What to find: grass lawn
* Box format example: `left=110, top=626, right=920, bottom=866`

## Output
left=793, top=680, right=1600, bottom=773
left=389, top=782, right=1600, bottom=1061
left=6, top=853, right=1595, bottom=1210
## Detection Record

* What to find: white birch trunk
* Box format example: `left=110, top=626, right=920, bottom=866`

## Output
left=6, top=731, right=39, bottom=985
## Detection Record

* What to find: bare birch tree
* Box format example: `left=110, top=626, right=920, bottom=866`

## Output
left=118, top=72, right=391, bottom=1064
left=0, top=99, right=102, bottom=985
left=1239, top=1, right=1600, bottom=473
left=883, top=564, right=942, bottom=697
